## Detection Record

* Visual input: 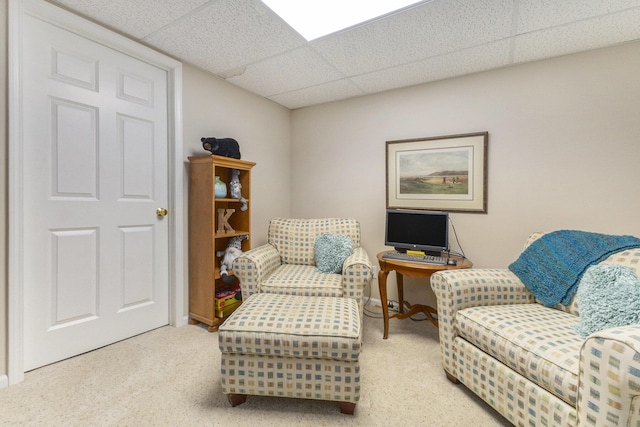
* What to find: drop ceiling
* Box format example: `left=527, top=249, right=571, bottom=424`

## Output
left=48, top=0, right=640, bottom=110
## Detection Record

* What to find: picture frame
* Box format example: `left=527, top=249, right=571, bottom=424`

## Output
left=386, top=132, right=488, bottom=213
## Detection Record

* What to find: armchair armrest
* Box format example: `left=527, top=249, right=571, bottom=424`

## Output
left=342, top=247, right=373, bottom=310
left=430, top=269, right=535, bottom=377
left=232, top=244, right=281, bottom=298
left=579, top=325, right=640, bottom=426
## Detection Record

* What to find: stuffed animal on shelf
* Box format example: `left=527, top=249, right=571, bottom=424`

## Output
left=201, top=137, right=241, bottom=159
left=216, top=235, right=248, bottom=284
left=229, top=168, right=248, bottom=211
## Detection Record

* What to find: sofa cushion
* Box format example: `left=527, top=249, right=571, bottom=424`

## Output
left=604, top=248, right=640, bottom=275
left=456, top=304, right=582, bottom=406
left=261, top=264, right=343, bottom=297
left=509, top=230, right=640, bottom=307
left=544, top=247, right=640, bottom=317
left=522, top=234, right=640, bottom=317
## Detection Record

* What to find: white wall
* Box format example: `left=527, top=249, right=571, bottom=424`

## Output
left=291, top=41, right=640, bottom=307
left=182, top=63, right=292, bottom=313
left=1, top=1, right=8, bottom=379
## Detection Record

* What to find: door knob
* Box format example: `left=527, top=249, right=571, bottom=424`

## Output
left=156, top=208, right=168, bottom=217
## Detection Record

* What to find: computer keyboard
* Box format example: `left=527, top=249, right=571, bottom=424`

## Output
left=381, top=251, right=447, bottom=265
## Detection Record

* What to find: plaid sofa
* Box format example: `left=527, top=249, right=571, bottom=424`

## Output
left=431, top=233, right=640, bottom=427
left=232, top=218, right=372, bottom=318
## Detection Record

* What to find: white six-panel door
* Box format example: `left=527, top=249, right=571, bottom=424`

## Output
left=20, top=10, right=170, bottom=370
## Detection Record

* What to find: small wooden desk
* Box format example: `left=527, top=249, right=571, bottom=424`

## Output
left=377, top=252, right=472, bottom=339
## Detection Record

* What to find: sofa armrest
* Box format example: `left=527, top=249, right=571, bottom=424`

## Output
left=342, top=247, right=373, bottom=310
left=430, top=269, right=535, bottom=377
left=232, top=244, right=281, bottom=298
left=579, top=325, right=640, bottom=426
left=431, top=268, right=535, bottom=314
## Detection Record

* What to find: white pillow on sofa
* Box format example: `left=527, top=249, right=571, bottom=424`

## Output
left=574, top=264, right=640, bottom=338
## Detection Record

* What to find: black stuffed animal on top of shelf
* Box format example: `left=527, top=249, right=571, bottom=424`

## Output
left=201, top=137, right=241, bottom=159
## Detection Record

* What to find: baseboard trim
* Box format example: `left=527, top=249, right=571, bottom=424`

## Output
left=0, top=374, right=8, bottom=388
left=367, top=297, right=383, bottom=308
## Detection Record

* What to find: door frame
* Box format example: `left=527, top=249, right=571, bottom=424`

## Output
left=8, top=0, right=184, bottom=385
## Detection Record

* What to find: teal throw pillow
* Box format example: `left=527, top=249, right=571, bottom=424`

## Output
left=314, top=233, right=354, bottom=274
left=574, top=264, right=640, bottom=338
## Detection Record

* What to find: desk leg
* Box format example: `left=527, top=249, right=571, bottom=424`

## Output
left=378, top=269, right=390, bottom=339
left=396, top=272, right=404, bottom=314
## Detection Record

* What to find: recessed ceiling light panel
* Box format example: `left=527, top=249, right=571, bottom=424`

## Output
left=262, top=0, right=424, bottom=41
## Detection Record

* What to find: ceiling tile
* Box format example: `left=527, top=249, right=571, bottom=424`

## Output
left=516, top=0, right=640, bottom=33
left=48, top=0, right=640, bottom=109
left=51, top=0, right=209, bottom=38
left=143, top=0, right=306, bottom=74
left=268, top=79, right=365, bottom=110
left=513, top=8, right=640, bottom=63
left=225, top=47, right=344, bottom=96
left=311, top=0, right=514, bottom=77
left=351, top=40, right=512, bottom=94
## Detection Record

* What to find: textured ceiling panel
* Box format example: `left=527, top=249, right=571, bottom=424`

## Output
left=52, top=0, right=209, bottom=38
left=516, top=0, right=640, bottom=33
left=49, top=0, right=640, bottom=109
left=351, top=40, right=512, bottom=94
left=513, top=9, right=640, bottom=63
left=226, top=47, right=344, bottom=96
left=143, top=0, right=305, bottom=74
left=268, top=79, right=365, bottom=110
left=311, top=0, right=514, bottom=77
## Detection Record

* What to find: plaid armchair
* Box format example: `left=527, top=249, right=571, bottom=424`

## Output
left=232, top=218, right=372, bottom=316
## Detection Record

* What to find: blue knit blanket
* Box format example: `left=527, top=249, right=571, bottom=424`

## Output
left=508, top=230, right=640, bottom=306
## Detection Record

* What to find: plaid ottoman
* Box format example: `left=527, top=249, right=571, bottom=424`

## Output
left=218, top=293, right=362, bottom=414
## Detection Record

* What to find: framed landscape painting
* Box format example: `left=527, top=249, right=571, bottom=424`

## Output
left=386, top=132, right=488, bottom=213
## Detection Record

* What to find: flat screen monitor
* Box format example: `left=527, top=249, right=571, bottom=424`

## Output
left=385, top=209, right=449, bottom=255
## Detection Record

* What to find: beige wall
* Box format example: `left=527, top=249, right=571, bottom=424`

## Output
left=181, top=64, right=292, bottom=312
left=1, top=1, right=8, bottom=379
left=291, top=41, right=640, bottom=307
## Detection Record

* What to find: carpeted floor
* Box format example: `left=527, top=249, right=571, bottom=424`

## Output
left=0, top=308, right=511, bottom=426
